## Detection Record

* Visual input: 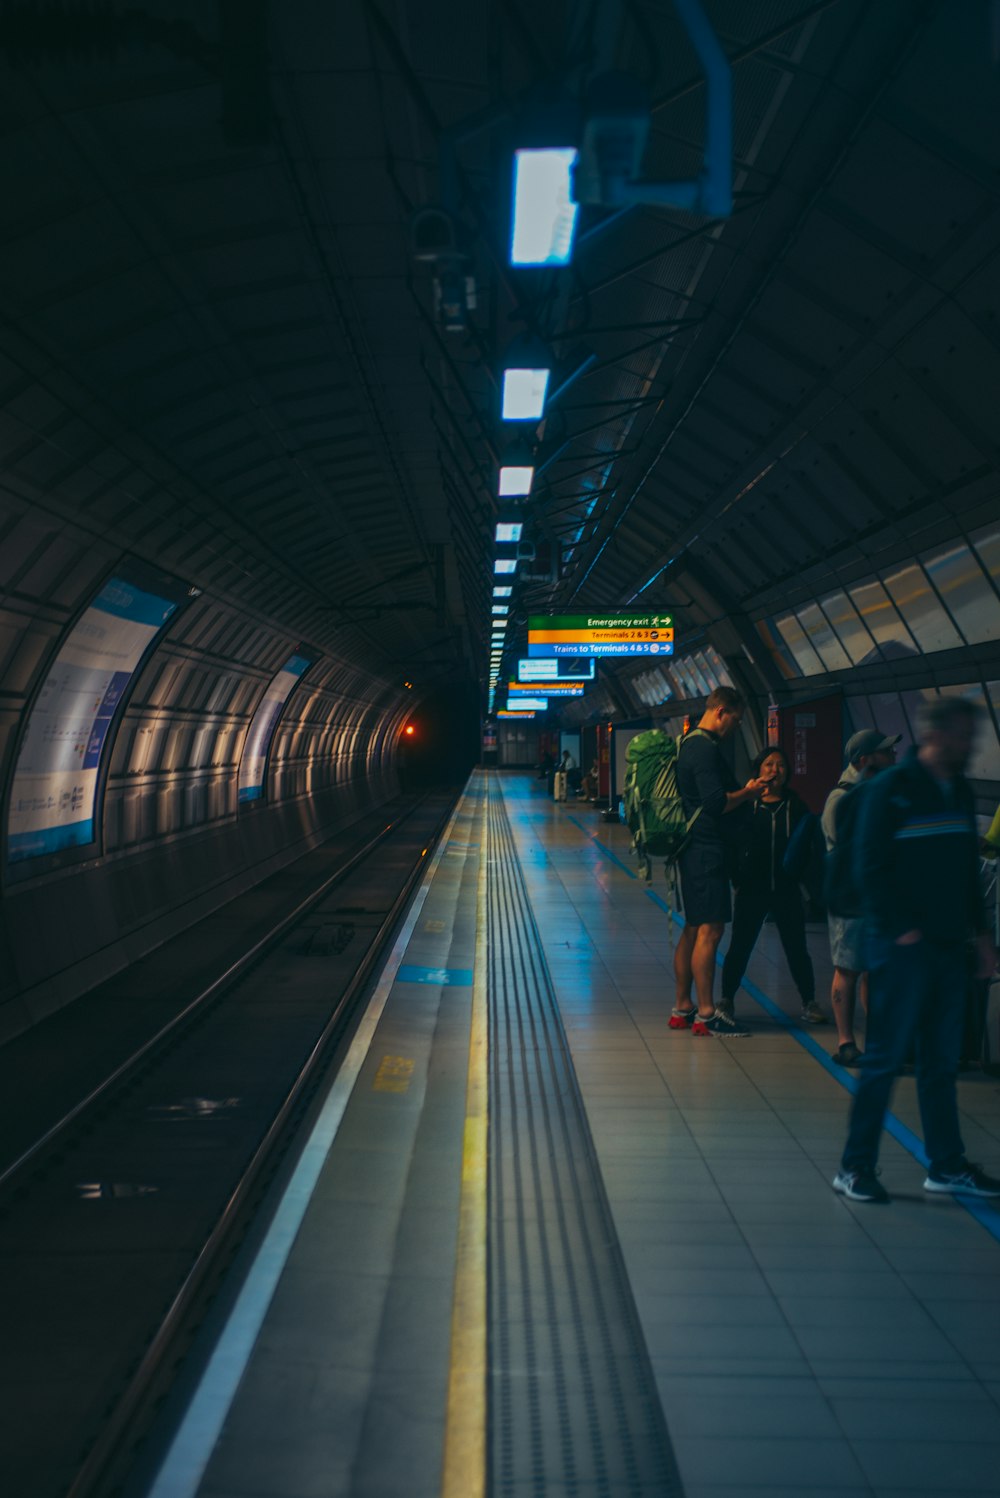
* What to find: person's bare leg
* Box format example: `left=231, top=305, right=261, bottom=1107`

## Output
left=673, top=925, right=697, bottom=1014
left=692, top=922, right=725, bottom=1016
left=831, top=966, right=859, bottom=1047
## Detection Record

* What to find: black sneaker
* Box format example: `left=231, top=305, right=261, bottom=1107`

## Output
left=833, top=1169, right=889, bottom=1203
left=694, top=1009, right=751, bottom=1038
left=832, top=1042, right=862, bottom=1067
left=924, top=1162, right=1000, bottom=1198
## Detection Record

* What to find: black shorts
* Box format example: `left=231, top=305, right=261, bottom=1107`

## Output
left=678, top=842, right=731, bottom=926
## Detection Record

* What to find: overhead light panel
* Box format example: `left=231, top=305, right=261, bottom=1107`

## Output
left=494, top=558, right=517, bottom=574
left=492, top=604, right=509, bottom=615
left=502, top=367, right=551, bottom=421
left=493, top=585, right=512, bottom=598
left=510, top=148, right=580, bottom=266
left=495, top=521, right=524, bottom=543
left=498, top=466, right=534, bottom=498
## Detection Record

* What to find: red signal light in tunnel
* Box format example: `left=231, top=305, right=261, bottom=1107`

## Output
left=403, top=724, right=415, bottom=737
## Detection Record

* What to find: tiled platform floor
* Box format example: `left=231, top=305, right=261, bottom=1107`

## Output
left=504, top=773, right=1000, bottom=1497
left=144, top=772, right=1000, bottom=1498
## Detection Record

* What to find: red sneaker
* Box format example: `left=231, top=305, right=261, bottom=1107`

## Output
left=668, top=1007, right=698, bottom=1030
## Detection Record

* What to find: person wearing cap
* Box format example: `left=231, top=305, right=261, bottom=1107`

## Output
left=821, top=728, right=900, bottom=1065
left=833, top=697, right=1000, bottom=1204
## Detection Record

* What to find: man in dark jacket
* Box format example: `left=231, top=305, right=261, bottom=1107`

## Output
left=670, top=686, right=769, bottom=1037
left=833, top=697, right=1000, bottom=1203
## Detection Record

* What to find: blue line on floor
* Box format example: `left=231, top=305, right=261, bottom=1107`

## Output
left=567, top=814, right=637, bottom=880
left=603, top=848, right=1000, bottom=1246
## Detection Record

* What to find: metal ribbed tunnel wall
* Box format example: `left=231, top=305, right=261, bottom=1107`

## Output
left=0, top=530, right=415, bottom=1041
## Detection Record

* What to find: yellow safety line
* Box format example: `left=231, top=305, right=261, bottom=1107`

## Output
left=441, top=778, right=489, bottom=1498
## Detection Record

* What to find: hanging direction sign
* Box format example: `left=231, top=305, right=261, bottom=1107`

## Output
left=528, top=614, right=674, bottom=658
left=504, top=696, right=548, bottom=712
left=509, top=680, right=584, bottom=697
left=518, top=657, right=596, bottom=681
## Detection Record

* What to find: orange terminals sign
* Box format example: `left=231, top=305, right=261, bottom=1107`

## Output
left=528, top=613, right=674, bottom=658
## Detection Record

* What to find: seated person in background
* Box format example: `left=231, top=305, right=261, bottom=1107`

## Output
left=720, top=747, right=824, bottom=1026
left=577, top=758, right=600, bottom=800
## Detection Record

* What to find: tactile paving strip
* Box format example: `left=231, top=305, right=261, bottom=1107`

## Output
left=485, top=781, right=684, bottom=1497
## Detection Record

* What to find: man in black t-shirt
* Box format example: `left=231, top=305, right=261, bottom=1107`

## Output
left=670, top=686, right=769, bottom=1037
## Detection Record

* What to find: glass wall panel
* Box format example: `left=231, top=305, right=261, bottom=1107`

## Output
left=844, top=695, right=875, bottom=734
left=937, top=684, right=1000, bottom=781
left=693, top=651, right=718, bottom=691
left=899, top=688, right=935, bottom=742
left=985, top=680, right=1000, bottom=732
left=667, top=663, right=690, bottom=697
left=922, top=543, right=1000, bottom=643
left=756, top=617, right=801, bottom=678
left=848, top=579, right=918, bottom=657
left=971, top=525, right=1000, bottom=588
left=775, top=612, right=825, bottom=675
left=674, top=659, right=700, bottom=698
left=685, top=656, right=712, bottom=696
left=882, top=563, right=962, bottom=653
left=796, top=601, right=851, bottom=671
left=819, top=590, right=879, bottom=666
left=704, top=644, right=733, bottom=686
left=867, top=692, right=913, bottom=753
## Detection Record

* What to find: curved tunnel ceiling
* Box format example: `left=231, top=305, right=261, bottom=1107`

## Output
left=0, top=0, right=997, bottom=707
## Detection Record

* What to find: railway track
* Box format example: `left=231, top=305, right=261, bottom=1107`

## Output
left=0, top=791, right=457, bottom=1498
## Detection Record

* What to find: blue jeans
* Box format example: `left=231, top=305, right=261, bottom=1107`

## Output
left=840, top=938, right=966, bottom=1176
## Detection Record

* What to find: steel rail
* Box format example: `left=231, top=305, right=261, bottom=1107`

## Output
left=0, top=799, right=429, bottom=1195
left=63, top=791, right=456, bottom=1498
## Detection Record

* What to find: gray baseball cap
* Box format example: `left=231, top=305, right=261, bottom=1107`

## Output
left=845, top=728, right=900, bottom=764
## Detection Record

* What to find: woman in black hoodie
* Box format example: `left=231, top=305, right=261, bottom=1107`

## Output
left=720, top=747, right=823, bottom=1025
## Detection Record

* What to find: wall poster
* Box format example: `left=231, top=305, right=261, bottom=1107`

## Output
left=7, top=570, right=185, bottom=869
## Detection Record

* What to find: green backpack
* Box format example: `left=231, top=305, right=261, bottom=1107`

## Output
left=622, top=729, right=702, bottom=884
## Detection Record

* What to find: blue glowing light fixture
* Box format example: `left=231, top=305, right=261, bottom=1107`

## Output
left=502, top=366, right=551, bottom=421
left=492, top=604, right=509, bottom=615
left=498, top=466, right=534, bottom=498
left=495, top=521, right=523, bottom=543
left=493, top=585, right=512, bottom=598
left=494, top=557, right=517, bottom=574
left=511, top=148, right=580, bottom=266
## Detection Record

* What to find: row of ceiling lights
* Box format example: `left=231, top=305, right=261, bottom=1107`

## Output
left=483, top=10, right=732, bottom=704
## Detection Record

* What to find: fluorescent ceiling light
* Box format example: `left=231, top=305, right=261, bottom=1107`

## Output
left=511, top=148, right=580, bottom=266
left=502, top=367, right=550, bottom=421
left=495, top=521, right=524, bottom=543
left=492, top=604, right=509, bottom=615
left=494, top=557, right=517, bottom=574
left=498, top=466, right=534, bottom=498
left=493, top=585, right=512, bottom=598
